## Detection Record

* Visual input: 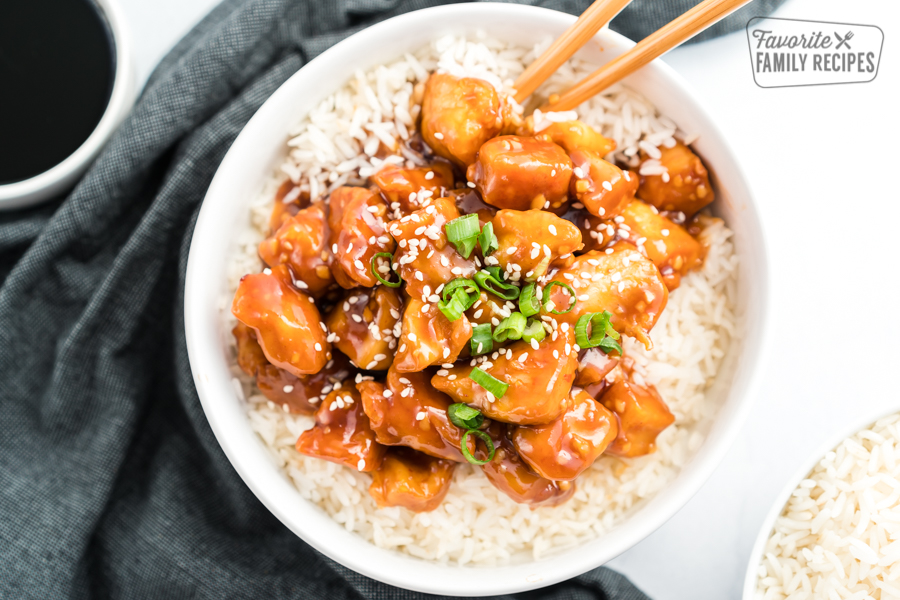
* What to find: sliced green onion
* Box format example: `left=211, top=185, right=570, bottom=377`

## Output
left=442, top=278, right=479, bottom=310
left=448, top=403, right=484, bottom=429
left=518, top=282, right=541, bottom=317
left=469, top=367, right=509, bottom=398
left=542, top=281, right=576, bottom=314
left=461, top=429, right=496, bottom=465
left=478, top=222, right=498, bottom=256
left=438, top=288, right=471, bottom=322
left=575, top=311, right=621, bottom=354
left=371, top=252, right=401, bottom=287
left=492, top=312, right=527, bottom=342
left=470, top=323, right=493, bottom=356
left=485, top=265, right=503, bottom=281
left=474, top=269, right=520, bottom=301
left=445, top=214, right=480, bottom=259
left=522, top=319, right=547, bottom=344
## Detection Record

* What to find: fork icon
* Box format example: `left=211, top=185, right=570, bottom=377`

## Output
left=835, top=30, right=854, bottom=50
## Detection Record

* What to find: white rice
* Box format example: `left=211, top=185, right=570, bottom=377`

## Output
left=755, top=414, right=900, bottom=599
left=223, top=34, right=738, bottom=565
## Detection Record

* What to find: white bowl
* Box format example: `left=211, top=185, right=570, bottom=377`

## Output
left=741, top=406, right=899, bottom=598
left=185, top=3, right=769, bottom=595
left=0, top=0, right=135, bottom=210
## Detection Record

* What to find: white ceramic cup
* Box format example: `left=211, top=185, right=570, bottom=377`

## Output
left=0, top=0, right=135, bottom=210
left=185, top=3, right=770, bottom=595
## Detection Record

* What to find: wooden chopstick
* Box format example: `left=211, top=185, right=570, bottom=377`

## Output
left=545, top=0, right=753, bottom=111
left=513, top=0, right=634, bottom=103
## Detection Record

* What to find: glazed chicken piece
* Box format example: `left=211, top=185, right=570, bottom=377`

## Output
left=258, top=201, right=334, bottom=298
left=232, top=265, right=331, bottom=377
left=569, top=149, right=638, bottom=220
left=370, top=162, right=455, bottom=216
left=324, top=286, right=402, bottom=371
left=394, top=299, right=472, bottom=372
left=387, top=197, right=477, bottom=300
left=567, top=208, right=614, bottom=253
left=431, top=330, right=578, bottom=426
left=481, top=424, right=575, bottom=507
left=511, top=390, right=618, bottom=481
left=256, top=352, right=354, bottom=415
left=617, top=199, right=705, bottom=290
left=269, top=179, right=309, bottom=231
left=490, top=209, right=582, bottom=282
left=467, top=136, right=573, bottom=211
left=327, top=186, right=396, bottom=289
left=369, top=447, right=457, bottom=512
left=546, top=243, right=667, bottom=349
left=533, top=119, right=616, bottom=157
left=575, top=347, right=619, bottom=388
left=233, top=323, right=353, bottom=414
left=420, top=73, right=503, bottom=167
left=465, top=290, right=511, bottom=326
left=637, top=141, right=714, bottom=217
left=358, top=366, right=466, bottom=462
left=295, top=387, right=386, bottom=471
left=599, top=369, right=674, bottom=458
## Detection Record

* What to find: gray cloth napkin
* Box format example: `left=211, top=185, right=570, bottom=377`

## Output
left=0, top=0, right=784, bottom=598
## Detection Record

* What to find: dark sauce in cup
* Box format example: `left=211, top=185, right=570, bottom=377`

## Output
left=0, top=0, right=115, bottom=184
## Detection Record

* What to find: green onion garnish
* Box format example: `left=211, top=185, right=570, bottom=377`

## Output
left=461, top=429, right=496, bottom=465
left=447, top=403, right=484, bottom=429
left=492, top=312, right=526, bottom=342
left=518, top=282, right=541, bottom=317
left=473, top=269, right=520, bottom=301
left=478, top=222, right=498, bottom=256
left=485, top=265, right=502, bottom=280
left=542, top=281, right=576, bottom=314
left=445, top=214, right=480, bottom=259
left=371, top=252, right=401, bottom=288
left=521, top=319, right=547, bottom=344
left=470, top=323, right=493, bottom=355
left=575, top=311, right=622, bottom=354
left=438, top=288, right=471, bottom=322
left=468, top=367, right=509, bottom=398
left=442, top=278, right=479, bottom=307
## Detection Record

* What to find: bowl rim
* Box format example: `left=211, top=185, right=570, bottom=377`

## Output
left=741, top=404, right=900, bottom=598
left=0, top=0, right=136, bottom=210
left=185, top=3, right=771, bottom=595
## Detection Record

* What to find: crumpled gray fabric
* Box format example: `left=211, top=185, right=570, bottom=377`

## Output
left=0, top=0, right=784, bottom=598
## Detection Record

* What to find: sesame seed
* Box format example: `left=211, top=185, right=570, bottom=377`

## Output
left=506, top=246, right=518, bottom=255
left=602, top=181, right=613, bottom=191
left=530, top=338, right=539, bottom=350
left=315, top=343, right=323, bottom=351
left=548, top=224, right=557, bottom=236
left=443, top=347, right=451, bottom=358
left=400, top=387, right=410, bottom=397
left=366, top=205, right=379, bottom=213
left=373, top=354, right=386, bottom=361
left=416, top=412, right=426, bottom=421
left=357, top=459, right=366, bottom=470
left=283, top=385, right=294, bottom=393
left=332, top=243, right=338, bottom=253
left=448, top=374, right=457, bottom=380
left=365, top=360, right=378, bottom=369
left=573, top=167, right=584, bottom=178
left=578, top=294, right=589, bottom=301
left=662, top=229, right=670, bottom=236
left=383, top=389, right=393, bottom=397
left=425, top=171, right=434, bottom=180
left=518, top=352, right=528, bottom=362
left=354, top=259, right=364, bottom=270
left=434, top=132, right=444, bottom=140
left=553, top=349, right=559, bottom=359
left=467, top=181, right=476, bottom=188
left=415, top=271, right=424, bottom=281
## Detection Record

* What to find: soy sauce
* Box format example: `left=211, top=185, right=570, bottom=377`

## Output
left=0, top=0, right=115, bottom=184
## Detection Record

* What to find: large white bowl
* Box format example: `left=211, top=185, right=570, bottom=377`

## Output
left=185, top=4, right=769, bottom=596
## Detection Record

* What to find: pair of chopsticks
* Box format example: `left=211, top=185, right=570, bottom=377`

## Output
left=514, top=0, right=752, bottom=111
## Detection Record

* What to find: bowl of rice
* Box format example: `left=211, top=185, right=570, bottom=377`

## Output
left=745, top=409, right=900, bottom=599
left=185, top=3, right=768, bottom=595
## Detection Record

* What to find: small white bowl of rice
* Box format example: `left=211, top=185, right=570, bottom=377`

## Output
left=185, top=3, right=768, bottom=595
left=745, top=409, right=900, bottom=599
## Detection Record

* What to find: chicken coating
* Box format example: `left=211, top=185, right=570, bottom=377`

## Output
left=599, top=369, right=674, bottom=458
left=431, top=330, right=578, bottom=426
left=467, top=136, right=573, bottom=211
left=232, top=265, right=331, bottom=377
left=327, top=186, right=396, bottom=289
left=533, top=119, right=616, bottom=156
left=325, top=286, right=401, bottom=371
left=393, top=298, right=472, bottom=373
left=387, top=197, right=477, bottom=300
left=490, top=209, right=582, bottom=282
left=295, top=388, right=386, bottom=471
left=258, top=201, right=334, bottom=298
left=370, top=162, right=455, bottom=216
left=421, top=73, right=503, bottom=167
left=637, top=141, right=714, bottom=216
left=358, top=366, right=467, bottom=462
left=569, top=149, right=638, bottom=220
left=369, top=447, right=457, bottom=512
left=617, top=199, right=705, bottom=290
left=546, top=243, right=667, bottom=349
left=511, top=390, right=618, bottom=481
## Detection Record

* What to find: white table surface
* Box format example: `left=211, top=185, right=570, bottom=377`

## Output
left=117, top=0, right=900, bottom=597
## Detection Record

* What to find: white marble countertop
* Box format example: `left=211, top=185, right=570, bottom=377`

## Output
left=116, top=0, right=900, bottom=596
